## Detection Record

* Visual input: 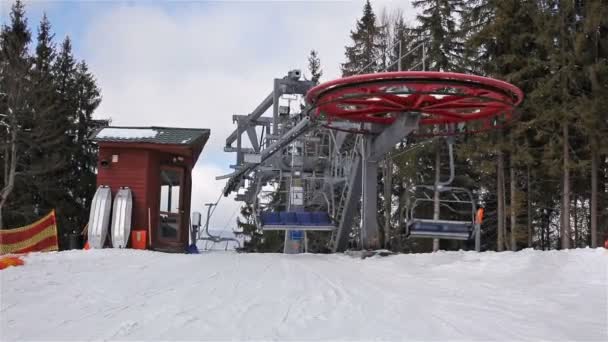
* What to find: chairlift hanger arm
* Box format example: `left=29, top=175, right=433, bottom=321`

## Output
left=407, top=186, right=477, bottom=224
left=436, top=136, right=455, bottom=187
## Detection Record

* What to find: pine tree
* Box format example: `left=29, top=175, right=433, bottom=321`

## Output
left=54, top=37, right=77, bottom=115
left=341, top=0, right=382, bottom=76
left=530, top=0, right=590, bottom=249
left=34, top=15, right=54, bottom=76
left=460, top=0, right=548, bottom=250
left=50, top=36, right=81, bottom=237
left=235, top=203, right=284, bottom=252
left=48, top=36, right=103, bottom=239
left=376, top=8, right=391, bottom=72
left=307, top=50, right=322, bottom=84
left=71, top=60, right=101, bottom=229
left=24, top=14, right=74, bottom=225
left=460, top=0, right=494, bottom=74
left=412, top=0, right=464, bottom=72
left=0, top=1, right=103, bottom=237
left=573, top=0, right=608, bottom=247
left=0, top=0, right=33, bottom=228
left=388, top=15, right=417, bottom=71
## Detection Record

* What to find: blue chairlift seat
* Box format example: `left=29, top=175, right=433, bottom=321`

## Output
left=260, top=211, right=335, bottom=231
left=296, top=212, right=313, bottom=225
left=311, top=211, right=332, bottom=226
left=260, top=212, right=281, bottom=225
left=407, top=219, right=473, bottom=240
left=280, top=211, right=298, bottom=225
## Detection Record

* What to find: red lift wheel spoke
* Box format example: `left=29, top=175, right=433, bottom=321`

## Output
left=306, top=72, right=524, bottom=132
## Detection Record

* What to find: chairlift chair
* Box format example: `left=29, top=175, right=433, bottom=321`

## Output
left=403, top=135, right=481, bottom=249
left=194, top=204, right=242, bottom=250
left=405, top=185, right=477, bottom=241
left=254, top=179, right=337, bottom=232
left=258, top=210, right=335, bottom=231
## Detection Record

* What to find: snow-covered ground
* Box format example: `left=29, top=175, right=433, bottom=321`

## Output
left=1, top=249, right=606, bottom=341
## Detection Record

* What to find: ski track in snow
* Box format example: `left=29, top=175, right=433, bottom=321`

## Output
left=1, top=249, right=606, bottom=341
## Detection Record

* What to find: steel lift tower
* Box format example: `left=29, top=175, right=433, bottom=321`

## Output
left=219, top=69, right=523, bottom=253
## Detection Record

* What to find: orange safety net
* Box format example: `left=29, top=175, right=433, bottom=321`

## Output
left=0, top=256, right=25, bottom=270
left=0, top=210, right=59, bottom=255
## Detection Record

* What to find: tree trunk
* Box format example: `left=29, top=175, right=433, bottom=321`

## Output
left=541, top=214, right=547, bottom=250
left=561, top=123, right=571, bottom=249
left=586, top=199, right=592, bottom=246
left=397, top=180, right=404, bottom=249
left=591, top=147, right=598, bottom=248
left=527, top=166, right=533, bottom=248
left=3, top=144, right=8, bottom=188
left=587, top=61, right=601, bottom=248
left=510, top=155, right=517, bottom=251
left=497, top=149, right=505, bottom=252
left=541, top=215, right=546, bottom=250
left=0, top=126, right=18, bottom=229
left=573, top=195, right=578, bottom=248
left=433, top=147, right=440, bottom=252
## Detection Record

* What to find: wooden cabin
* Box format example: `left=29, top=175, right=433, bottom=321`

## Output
left=91, top=126, right=210, bottom=252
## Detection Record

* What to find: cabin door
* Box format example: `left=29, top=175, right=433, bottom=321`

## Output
left=158, top=167, right=185, bottom=248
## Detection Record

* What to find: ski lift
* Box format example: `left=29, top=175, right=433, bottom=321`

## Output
left=258, top=210, right=335, bottom=231
left=255, top=189, right=336, bottom=231
left=406, top=185, right=477, bottom=240
left=404, top=137, right=481, bottom=250
left=253, top=170, right=336, bottom=232
left=194, top=204, right=242, bottom=250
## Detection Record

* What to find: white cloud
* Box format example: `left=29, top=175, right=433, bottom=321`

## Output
left=81, top=0, right=415, bottom=231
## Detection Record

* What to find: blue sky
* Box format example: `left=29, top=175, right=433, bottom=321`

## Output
left=1, top=0, right=415, bottom=229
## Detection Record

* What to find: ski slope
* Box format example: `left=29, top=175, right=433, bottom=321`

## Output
left=1, top=248, right=606, bottom=341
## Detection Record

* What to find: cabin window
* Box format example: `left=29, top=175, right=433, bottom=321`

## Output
left=159, top=168, right=183, bottom=240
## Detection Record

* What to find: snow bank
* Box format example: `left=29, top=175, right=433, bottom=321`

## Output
left=1, top=249, right=606, bottom=341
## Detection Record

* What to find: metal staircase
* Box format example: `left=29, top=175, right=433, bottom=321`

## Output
left=327, top=134, right=362, bottom=252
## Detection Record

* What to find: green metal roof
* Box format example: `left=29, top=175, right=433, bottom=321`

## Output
left=91, top=126, right=210, bottom=146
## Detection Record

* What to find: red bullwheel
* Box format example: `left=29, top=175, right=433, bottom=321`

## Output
left=306, top=72, right=524, bottom=134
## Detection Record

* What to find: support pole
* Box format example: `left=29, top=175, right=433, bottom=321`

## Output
left=433, top=146, right=440, bottom=252
left=398, top=40, right=403, bottom=72
left=422, top=42, right=427, bottom=71
left=475, top=223, right=481, bottom=252
left=236, top=123, right=243, bottom=164
left=361, top=135, right=380, bottom=250
left=204, top=203, right=215, bottom=237
left=359, top=115, right=419, bottom=251
left=272, top=79, right=280, bottom=135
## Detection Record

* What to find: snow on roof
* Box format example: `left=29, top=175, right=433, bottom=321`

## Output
left=91, top=126, right=210, bottom=146
left=96, top=128, right=157, bottom=140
